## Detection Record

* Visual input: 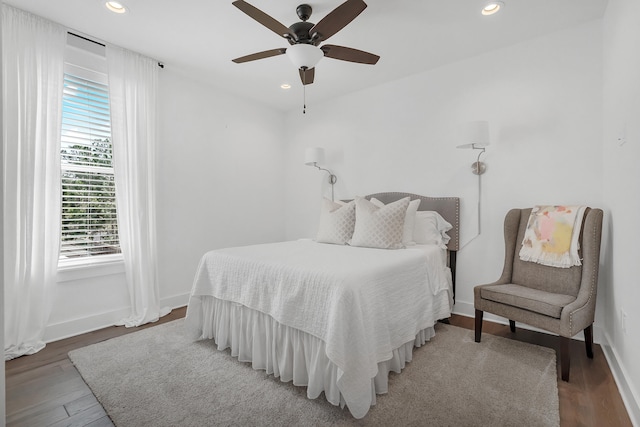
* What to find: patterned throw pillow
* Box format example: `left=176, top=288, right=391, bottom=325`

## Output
left=316, top=198, right=356, bottom=245
left=370, top=197, right=421, bottom=245
left=350, top=197, right=410, bottom=249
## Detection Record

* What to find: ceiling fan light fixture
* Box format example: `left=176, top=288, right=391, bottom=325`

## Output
left=481, top=1, right=504, bottom=15
left=105, top=1, right=128, bottom=13
left=286, top=44, right=324, bottom=70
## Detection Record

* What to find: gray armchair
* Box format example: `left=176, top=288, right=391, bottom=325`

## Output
left=474, top=207, right=603, bottom=381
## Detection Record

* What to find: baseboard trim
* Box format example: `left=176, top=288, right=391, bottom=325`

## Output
left=162, top=293, right=190, bottom=310
left=44, top=293, right=190, bottom=343
left=600, top=331, right=640, bottom=427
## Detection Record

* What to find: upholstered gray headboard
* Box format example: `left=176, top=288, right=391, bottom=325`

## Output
left=364, top=192, right=460, bottom=251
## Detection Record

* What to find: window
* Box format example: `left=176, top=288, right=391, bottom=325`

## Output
left=59, top=35, right=121, bottom=266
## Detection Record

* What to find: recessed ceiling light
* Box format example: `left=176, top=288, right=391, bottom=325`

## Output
left=280, top=83, right=291, bottom=90
left=481, top=1, right=504, bottom=16
left=105, top=1, right=128, bottom=14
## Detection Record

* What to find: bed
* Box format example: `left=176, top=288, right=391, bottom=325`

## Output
left=185, top=192, right=460, bottom=419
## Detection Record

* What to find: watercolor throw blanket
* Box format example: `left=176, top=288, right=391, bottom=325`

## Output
left=519, top=205, right=586, bottom=268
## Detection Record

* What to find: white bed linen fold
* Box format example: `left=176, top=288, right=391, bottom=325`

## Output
left=186, top=240, right=452, bottom=418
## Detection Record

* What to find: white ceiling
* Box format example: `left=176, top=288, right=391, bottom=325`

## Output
left=7, top=0, right=608, bottom=112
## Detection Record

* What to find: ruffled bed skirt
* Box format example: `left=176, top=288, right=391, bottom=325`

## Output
left=185, top=296, right=437, bottom=418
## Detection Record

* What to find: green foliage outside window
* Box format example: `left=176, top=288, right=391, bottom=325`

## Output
left=60, top=138, right=121, bottom=258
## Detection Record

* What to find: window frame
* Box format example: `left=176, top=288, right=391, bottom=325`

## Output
left=58, top=35, right=124, bottom=272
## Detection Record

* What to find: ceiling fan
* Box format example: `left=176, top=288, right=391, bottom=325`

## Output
left=231, top=0, right=380, bottom=86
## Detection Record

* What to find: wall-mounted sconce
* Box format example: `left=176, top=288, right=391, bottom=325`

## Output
left=457, top=121, right=490, bottom=175
left=305, top=147, right=337, bottom=201
left=457, top=121, right=491, bottom=236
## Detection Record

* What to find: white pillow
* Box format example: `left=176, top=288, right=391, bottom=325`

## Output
left=316, top=198, right=356, bottom=245
left=350, top=197, right=410, bottom=249
left=370, top=197, right=421, bottom=245
left=413, top=211, right=453, bottom=248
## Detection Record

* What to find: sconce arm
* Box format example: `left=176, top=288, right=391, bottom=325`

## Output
left=312, top=163, right=337, bottom=184
left=311, top=162, right=337, bottom=201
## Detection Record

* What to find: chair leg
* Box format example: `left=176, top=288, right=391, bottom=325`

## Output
left=560, top=336, right=570, bottom=382
left=475, top=309, right=483, bottom=343
left=509, top=320, right=516, bottom=333
left=584, top=324, right=594, bottom=359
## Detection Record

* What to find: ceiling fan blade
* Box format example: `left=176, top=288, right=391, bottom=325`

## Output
left=232, top=0, right=293, bottom=39
left=321, top=45, right=379, bottom=65
left=310, top=0, right=367, bottom=42
left=299, top=67, right=315, bottom=85
left=232, top=48, right=287, bottom=63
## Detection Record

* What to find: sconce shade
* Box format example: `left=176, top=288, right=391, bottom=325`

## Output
left=304, top=147, right=325, bottom=166
left=457, top=121, right=490, bottom=149
left=287, top=44, right=324, bottom=70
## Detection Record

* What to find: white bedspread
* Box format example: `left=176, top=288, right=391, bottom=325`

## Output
left=186, top=240, right=453, bottom=418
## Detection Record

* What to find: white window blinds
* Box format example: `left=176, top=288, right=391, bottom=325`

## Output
left=60, top=72, right=121, bottom=262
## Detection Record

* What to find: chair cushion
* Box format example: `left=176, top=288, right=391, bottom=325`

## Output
left=480, top=284, right=576, bottom=318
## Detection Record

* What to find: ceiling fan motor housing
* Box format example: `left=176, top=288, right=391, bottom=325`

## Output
left=288, top=21, right=316, bottom=44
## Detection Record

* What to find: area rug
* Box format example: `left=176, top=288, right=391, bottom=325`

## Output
left=69, top=319, right=559, bottom=426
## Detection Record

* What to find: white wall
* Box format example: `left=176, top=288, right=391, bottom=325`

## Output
left=155, top=69, right=287, bottom=303
left=284, top=20, right=603, bottom=321
left=44, top=68, right=287, bottom=341
left=602, top=0, right=640, bottom=423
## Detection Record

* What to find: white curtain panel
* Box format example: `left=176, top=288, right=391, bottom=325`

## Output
left=2, top=5, right=65, bottom=360
left=107, top=46, right=171, bottom=327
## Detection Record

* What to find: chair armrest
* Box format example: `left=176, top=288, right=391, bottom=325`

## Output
left=474, top=209, right=522, bottom=307
left=495, top=209, right=522, bottom=284
left=559, top=208, right=603, bottom=337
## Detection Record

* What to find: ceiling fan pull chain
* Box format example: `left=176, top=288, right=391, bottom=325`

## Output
left=303, top=68, right=307, bottom=114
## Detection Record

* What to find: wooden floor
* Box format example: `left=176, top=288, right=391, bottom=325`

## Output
left=5, top=309, right=632, bottom=427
